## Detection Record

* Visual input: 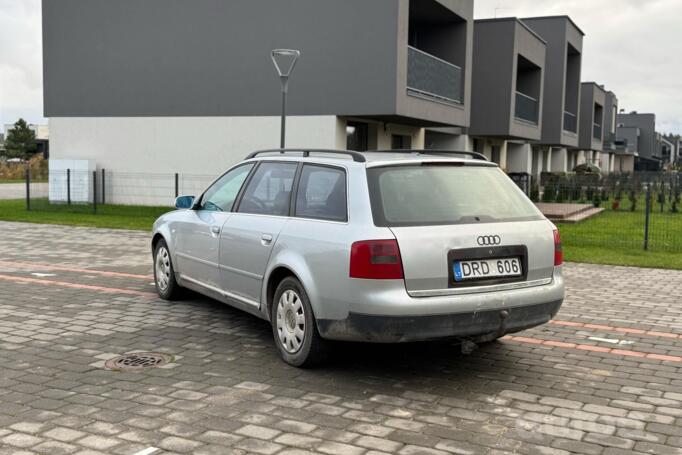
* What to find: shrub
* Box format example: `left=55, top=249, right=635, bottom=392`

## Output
left=541, top=184, right=556, bottom=202
left=629, top=190, right=637, bottom=212
left=530, top=183, right=540, bottom=202
left=0, top=155, right=47, bottom=180
left=592, top=192, right=602, bottom=208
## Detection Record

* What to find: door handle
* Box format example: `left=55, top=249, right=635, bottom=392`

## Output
left=211, top=226, right=221, bottom=235
left=261, top=234, right=273, bottom=245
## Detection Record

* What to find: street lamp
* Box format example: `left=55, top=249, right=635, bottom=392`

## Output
left=271, top=49, right=301, bottom=149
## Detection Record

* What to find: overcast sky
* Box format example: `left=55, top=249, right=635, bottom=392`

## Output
left=1, top=0, right=681, bottom=134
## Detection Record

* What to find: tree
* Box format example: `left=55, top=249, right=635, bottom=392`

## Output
left=3, top=119, right=37, bottom=160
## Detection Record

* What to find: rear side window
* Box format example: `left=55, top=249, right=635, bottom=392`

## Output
left=238, top=162, right=298, bottom=216
left=367, top=165, right=542, bottom=227
left=295, top=165, right=347, bottom=222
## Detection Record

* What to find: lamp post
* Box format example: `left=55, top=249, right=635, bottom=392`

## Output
left=271, top=49, right=301, bottom=149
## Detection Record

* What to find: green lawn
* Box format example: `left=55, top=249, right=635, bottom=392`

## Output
left=0, top=198, right=170, bottom=231
left=563, top=245, right=682, bottom=270
left=558, top=209, right=682, bottom=270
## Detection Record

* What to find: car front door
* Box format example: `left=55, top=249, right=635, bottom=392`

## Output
left=219, top=161, right=298, bottom=305
left=174, top=163, right=254, bottom=290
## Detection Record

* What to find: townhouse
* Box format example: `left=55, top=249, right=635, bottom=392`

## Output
left=616, top=112, right=659, bottom=171
left=519, top=16, right=584, bottom=178
left=44, top=0, right=474, bottom=176
left=600, top=91, right=619, bottom=173
left=468, top=17, right=546, bottom=179
left=576, top=82, right=606, bottom=169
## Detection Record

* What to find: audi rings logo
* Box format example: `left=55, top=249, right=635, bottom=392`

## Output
left=477, top=235, right=501, bottom=246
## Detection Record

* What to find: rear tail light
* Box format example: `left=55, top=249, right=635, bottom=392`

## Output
left=350, top=240, right=404, bottom=279
left=553, top=229, right=563, bottom=266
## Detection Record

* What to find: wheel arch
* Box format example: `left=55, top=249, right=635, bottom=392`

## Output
left=151, top=232, right=166, bottom=253
left=151, top=222, right=180, bottom=277
left=264, top=265, right=304, bottom=322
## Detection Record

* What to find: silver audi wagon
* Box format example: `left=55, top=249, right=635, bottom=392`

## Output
left=152, top=149, right=564, bottom=366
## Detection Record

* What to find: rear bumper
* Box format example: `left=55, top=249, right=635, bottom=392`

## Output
left=317, top=299, right=562, bottom=343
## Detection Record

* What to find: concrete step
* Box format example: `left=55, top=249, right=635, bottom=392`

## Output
left=535, top=202, right=595, bottom=220
left=550, top=207, right=605, bottom=223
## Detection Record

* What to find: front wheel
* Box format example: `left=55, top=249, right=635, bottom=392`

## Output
left=271, top=277, right=327, bottom=367
left=154, top=239, right=182, bottom=300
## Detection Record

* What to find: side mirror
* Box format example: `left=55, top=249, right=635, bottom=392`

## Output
left=175, top=195, right=195, bottom=209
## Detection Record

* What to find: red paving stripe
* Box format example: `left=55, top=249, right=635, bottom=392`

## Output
left=504, top=335, right=682, bottom=363
left=0, top=260, right=152, bottom=280
left=550, top=320, right=682, bottom=340
left=0, top=273, right=156, bottom=298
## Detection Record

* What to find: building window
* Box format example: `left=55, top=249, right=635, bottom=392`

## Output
left=391, top=134, right=412, bottom=150
left=346, top=122, right=368, bottom=151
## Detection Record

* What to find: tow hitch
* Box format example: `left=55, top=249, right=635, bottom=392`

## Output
left=460, top=309, right=509, bottom=354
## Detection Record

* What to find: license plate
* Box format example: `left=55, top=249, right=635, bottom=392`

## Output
left=453, top=257, right=522, bottom=282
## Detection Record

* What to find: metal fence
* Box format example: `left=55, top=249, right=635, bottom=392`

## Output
left=20, top=165, right=682, bottom=254
left=531, top=171, right=682, bottom=252
left=25, top=167, right=217, bottom=213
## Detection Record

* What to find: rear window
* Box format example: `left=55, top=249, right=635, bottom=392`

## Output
left=367, top=164, right=542, bottom=227
left=295, top=165, right=347, bottom=222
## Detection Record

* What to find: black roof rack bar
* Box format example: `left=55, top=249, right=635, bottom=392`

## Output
left=246, top=148, right=366, bottom=162
left=373, top=149, right=488, bottom=161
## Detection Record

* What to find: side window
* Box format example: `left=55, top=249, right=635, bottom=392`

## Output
left=238, top=162, right=298, bottom=216
left=295, top=165, right=347, bottom=222
left=200, top=163, right=254, bottom=211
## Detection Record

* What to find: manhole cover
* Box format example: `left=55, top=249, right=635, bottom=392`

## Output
left=104, top=352, right=172, bottom=371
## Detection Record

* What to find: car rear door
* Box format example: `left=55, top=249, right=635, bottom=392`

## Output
left=366, top=163, right=556, bottom=295
left=219, top=161, right=298, bottom=304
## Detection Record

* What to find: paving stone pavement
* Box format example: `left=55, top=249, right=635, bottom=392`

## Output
left=0, top=220, right=681, bottom=455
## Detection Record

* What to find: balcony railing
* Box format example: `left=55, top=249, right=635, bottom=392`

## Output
left=563, top=111, right=577, bottom=133
left=593, top=123, right=602, bottom=140
left=514, top=91, right=539, bottom=124
left=407, top=46, right=462, bottom=104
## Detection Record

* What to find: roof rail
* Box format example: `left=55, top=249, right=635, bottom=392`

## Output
left=245, top=148, right=366, bottom=162
left=373, top=149, right=488, bottom=161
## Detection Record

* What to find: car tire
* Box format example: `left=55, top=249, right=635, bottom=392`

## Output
left=271, top=277, right=327, bottom=367
left=153, top=239, right=182, bottom=300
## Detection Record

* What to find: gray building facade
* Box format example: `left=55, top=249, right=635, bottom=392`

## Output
left=578, top=82, right=606, bottom=152
left=469, top=18, right=545, bottom=140
left=43, top=0, right=479, bottom=182
left=599, top=90, right=618, bottom=172
left=43, top=0, right=472, bottom=129
left=520, top=16, right=584, bottom=148
left=602, top=91, right=619, bottom=151
left=616, top=112, right=659, bottom=171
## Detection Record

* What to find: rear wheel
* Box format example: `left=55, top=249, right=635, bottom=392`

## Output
left=271, top=277, right=327, bottom=367
left=154, top=239, right=182, bottom=300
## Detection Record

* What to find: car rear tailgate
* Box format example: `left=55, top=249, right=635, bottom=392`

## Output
left=390, top=219, right=555, bottom=295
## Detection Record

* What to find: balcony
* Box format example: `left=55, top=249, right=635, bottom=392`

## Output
left=593, top=123, right=602, bottom=140
left=407, top=46, right=463, bottom=105
left=514, top=91, right=539, bottom=124
left=563, top=111, right=577, bottom=133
